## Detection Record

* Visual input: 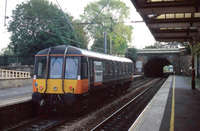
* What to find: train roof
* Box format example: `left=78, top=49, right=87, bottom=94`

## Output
left=36, top=45, right=132, bottom=63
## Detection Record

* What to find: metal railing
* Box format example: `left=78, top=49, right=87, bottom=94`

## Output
left=0, top=69, right=31, bottom=79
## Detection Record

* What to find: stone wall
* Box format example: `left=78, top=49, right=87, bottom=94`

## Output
left=1, top=66, right=34, bottom=76
left=180, top=55, right=192, bottom=76
left=0, top=78, right=32, bottom=89
left=135, top=52, right=192, bottom=76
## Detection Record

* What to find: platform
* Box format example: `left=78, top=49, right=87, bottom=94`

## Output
left=129, top=75, right=200, bottom=131
left=0, top=86, right=32, bottom=107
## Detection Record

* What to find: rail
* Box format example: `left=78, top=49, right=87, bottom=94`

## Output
left=0, top=69, right=31, bottom=79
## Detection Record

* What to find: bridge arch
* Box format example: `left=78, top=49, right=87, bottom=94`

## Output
left=144, top=57, right=172, bottom=77
left=134, top=49, right=188, bottom=76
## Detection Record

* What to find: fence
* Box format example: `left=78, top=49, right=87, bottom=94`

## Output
left=0, top=55, right=35, bottom=67
left=0, top=69, right=31, bottom=79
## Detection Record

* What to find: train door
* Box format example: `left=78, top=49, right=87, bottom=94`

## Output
left=89, top=59, right=94, bottom=89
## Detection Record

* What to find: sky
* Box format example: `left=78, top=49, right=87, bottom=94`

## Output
left=0, top=0, right=155, bottom=51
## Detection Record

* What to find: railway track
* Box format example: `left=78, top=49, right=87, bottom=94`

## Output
left=7, top=115, right=74, bottom=131
left=90, top=77, right=167, bottom=131
left=6, top=77, right=165, bottom=131
left=128, top=77, right=153, bottom=91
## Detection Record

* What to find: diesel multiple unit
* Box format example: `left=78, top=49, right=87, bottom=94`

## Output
left=32, top=45, right=133, bottom=112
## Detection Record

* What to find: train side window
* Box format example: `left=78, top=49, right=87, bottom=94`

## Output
left=125, top=63, right=126, bottom=73
left=122, top=63, right=125, bottom=74
left=110, top=62, right=113, bottom=75
left=124, top=63, right=125, bottom=74
left=119, top=63, right=122, bottom=74
left=125, top=63, right=127, bottom=73
left=103, top=62, right=106, bottom=75
left=115, top=63, right=118, bottom=74
left=106, top=62, right=110, bottom=75
left=129, top=63, right=132, bottom=73
left=82, top=58, right=88, bottom=79
left=126, top=63, right=128, bottom=73
left=132, top=63, right=134, bottom=73
left=122, top=63, right=124, bottom=74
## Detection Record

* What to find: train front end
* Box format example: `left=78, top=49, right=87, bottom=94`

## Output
left=32, top=46, right=88, bottom=108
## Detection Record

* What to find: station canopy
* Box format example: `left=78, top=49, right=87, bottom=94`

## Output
left=131, top=0, right=200, bottom=42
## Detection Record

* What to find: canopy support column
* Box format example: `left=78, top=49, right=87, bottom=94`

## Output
left=190, top=42, right=196, bottom=89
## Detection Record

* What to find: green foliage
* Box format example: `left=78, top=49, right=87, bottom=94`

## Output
left=81, top=0, right=133, bottom=55
left=125, top=47, right=137, bottom=62
left=144, top=45, right=157, bottom=49
left=8, top=0, right=88, bottom=56
left=0, top=47, right=14, bottom=56
left=91, top=36, right=107, bottom=53
left=73, top=20, right=89, bottom=49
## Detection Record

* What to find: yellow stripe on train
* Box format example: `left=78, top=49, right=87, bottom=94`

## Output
left=35, top=79, right=89, bottom=94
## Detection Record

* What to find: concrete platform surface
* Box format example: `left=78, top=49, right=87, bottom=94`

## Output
left=129, top=75, right=200, bottom=131
left=0, top=86, right=32, bottom=107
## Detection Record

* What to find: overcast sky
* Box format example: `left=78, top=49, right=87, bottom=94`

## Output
left=0, top=0, right=155, bottom=51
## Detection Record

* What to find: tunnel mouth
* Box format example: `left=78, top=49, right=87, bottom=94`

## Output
left=144, top=58, right=171, bottom=77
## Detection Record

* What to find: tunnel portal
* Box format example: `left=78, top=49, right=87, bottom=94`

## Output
left=144, top=58, right=171, bottom=77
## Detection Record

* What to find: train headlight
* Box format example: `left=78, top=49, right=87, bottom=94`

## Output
left=39, top=86, right=43, bottom=90
left=34, top=82, right=38, bottom=87
left=54, top=86, right=58, bottom=91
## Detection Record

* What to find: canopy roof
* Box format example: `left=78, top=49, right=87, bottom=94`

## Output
left=131, top=0, right=200, bottom=42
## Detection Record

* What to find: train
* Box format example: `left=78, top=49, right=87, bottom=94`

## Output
left=32, top=45, right=134, bottom=113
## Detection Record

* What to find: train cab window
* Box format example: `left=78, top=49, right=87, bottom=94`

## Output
left=49, top=57, right=63, bottom=78
left=35, top=57, right=46, bottom=79
left=65, top=57, right=79, bottom=79
left=82, top=58, right=88, bottom=79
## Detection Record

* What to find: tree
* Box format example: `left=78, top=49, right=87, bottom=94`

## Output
left=81, top=0, right=133, bottom=55
left=144, top=45, right=157, bottom=49
left=8, top=0, right=88, bottom=56
left=0, top=47, right=14, bottom=56
left=125, top=47, right=137, bottom=62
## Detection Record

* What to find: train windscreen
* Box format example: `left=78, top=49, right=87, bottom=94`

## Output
left=49, top=57, right=63, bottom=78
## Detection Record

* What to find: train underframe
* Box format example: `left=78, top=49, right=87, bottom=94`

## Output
left=34, top=81, right=132, bottom=114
